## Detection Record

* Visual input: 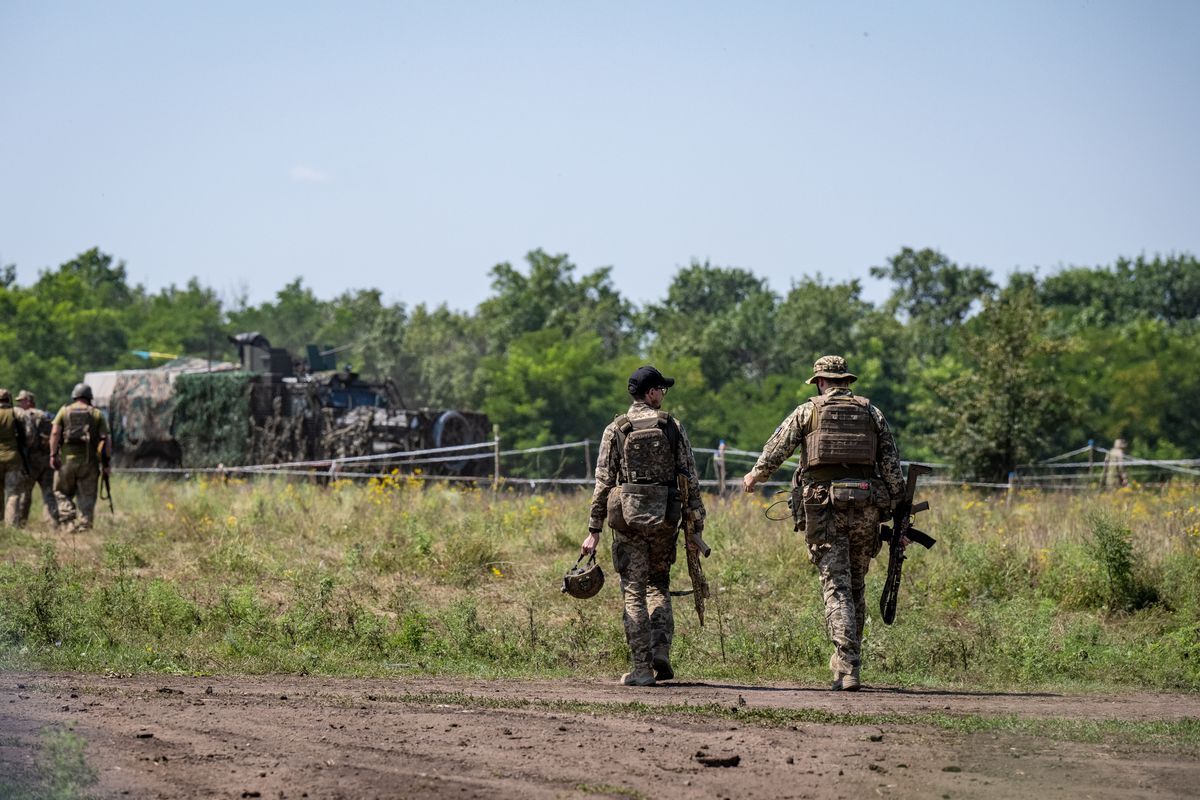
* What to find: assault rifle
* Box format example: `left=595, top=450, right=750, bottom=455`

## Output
left=97, top=438, right=114, bottom=514
left=879, top=463, right=935, bottom=625
left=674, top=472, right=711, bottom=626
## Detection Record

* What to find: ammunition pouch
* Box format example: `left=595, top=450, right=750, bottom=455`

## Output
left=606, top=486, right=628, bottom=532
left=614, top=482, right=680, bottom=533
left=830, top=478, right=873, bottom=509
left=788, top=469, right=805, bottom=532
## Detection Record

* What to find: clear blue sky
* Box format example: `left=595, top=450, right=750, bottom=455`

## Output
left=2, top=1, right=1197, bottom=310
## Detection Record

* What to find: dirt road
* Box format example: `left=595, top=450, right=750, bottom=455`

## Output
left=2, top=672, right=1197, bottom=799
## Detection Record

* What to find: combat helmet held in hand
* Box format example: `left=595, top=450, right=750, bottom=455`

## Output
left=561, top=552, right=605, bottom=599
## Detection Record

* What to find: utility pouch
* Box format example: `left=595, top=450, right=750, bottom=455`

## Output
left=64, top=408, right=93, bottom=446
left=830, top=478, right=873, bottom=509
left=606, top=486, right=629, bottom=532
left=788, top=469, right=805, bottom=531
left=870, top=479, right=893, bottom=511
left=620, top=482, right=671, bottom=531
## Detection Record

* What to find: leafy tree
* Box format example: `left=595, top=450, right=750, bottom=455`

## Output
left=870, top=247, right=996, bottom=355
left=477, top=249, right=633, bottom=357
left=394, top=304, right=486, bottom=409
left=931, top=288, right=1075, bottom=480
left=480, top=329, right=619, bottom=449
left=644, top=261, right=778, bottom=389
left=1040, top=253, right=1200, bottom=328
left=773, top=275, right=872, bottom=369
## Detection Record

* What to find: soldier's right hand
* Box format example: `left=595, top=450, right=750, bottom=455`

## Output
left=581, top=529, right=600, bottom=555
left=50, top=455, right=62, bottom=471
left=741, top=472, right=759, bottom=493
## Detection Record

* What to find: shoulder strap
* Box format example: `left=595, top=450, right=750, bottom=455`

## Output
left=613, top=414, right=632, bottom=483
left=659, top=412, right=681, bottom=456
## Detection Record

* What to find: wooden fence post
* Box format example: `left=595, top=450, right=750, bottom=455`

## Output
left=492, top=424, right=501, bottom=492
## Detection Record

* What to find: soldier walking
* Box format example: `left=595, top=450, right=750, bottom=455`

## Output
left=1101, top=438, right=1129, bottom=489
left=582, top=366, right=706, bottom=686
left=742, top=356, right=904, bottom=691
left=16, top=389, right=60, bottom=526
left=50, top=383, right=110, bottom=532
left=0, top=388, right=32, bottom=527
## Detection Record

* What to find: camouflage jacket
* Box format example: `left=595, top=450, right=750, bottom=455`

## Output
left=750, top=387, right=905, bottom=500
left=588, top=402, right=705, bottom=532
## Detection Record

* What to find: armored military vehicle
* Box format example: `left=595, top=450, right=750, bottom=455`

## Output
left=92, top=334, right=491, bottom=475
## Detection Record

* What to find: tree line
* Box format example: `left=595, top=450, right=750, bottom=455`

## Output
left=2, top=247, right=1197, bottom=480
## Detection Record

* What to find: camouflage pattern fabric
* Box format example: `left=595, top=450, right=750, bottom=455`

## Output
left=18, top=460, right=58, bottom=527
left=750, top=385, right=905, bottom=681
left=590, top=400, right=705, bottom=675
left=611, top=527, right=679, bottom=670
left=109, top=371, right=176, bottom=451
left=54, top=457, right=100, bottom=530
left=589, top=402, right=705, bottom=532
left=2, top=463, right=29, bottom=527
left=14, top=407, right=57, bottom=526
left=803, top=484, right=882, bottom=675
left=750, top=388, right=904, bottom=500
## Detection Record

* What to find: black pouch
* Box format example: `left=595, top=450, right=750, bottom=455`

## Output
left=830, top=479, right=872, bottom=509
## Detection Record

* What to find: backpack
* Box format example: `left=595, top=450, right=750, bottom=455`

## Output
left=63, top=407, right=95, bottom=446
left=614, top=411, right=679, bottom=486
left=804, top=393, right=876, bottom=469
left=609, top=412, right=682, bottom=533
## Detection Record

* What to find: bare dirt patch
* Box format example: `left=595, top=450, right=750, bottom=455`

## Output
left=2, top=672, right=1197, bottom=799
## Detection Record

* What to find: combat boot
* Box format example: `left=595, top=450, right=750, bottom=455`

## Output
left=831, top=668, right=861, bottom=692
left=620, top=666, right=656, bottom=686
left=651, top=649, right=674, bottom=682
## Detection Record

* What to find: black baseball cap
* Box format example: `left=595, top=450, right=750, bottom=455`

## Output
left=628, top=365, right=675, bottom=396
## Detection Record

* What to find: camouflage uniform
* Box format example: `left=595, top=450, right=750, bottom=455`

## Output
left=15, top=392, right=59, bottom=526
left=589, top=401, right=705, bottom=677
left=1102, top=439, right=1128, bottom=489
left=0, top=391, right=30, bottom=527
left=750, top=357, right=904, bottom=684
left=52, top=400, right=109, bottom=531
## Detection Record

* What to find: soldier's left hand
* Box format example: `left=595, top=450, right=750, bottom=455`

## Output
left=741, top=473, right=758, bottom=493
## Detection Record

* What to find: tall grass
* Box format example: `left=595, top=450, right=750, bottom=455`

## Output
left=1, top=474, right=1198, bottom=690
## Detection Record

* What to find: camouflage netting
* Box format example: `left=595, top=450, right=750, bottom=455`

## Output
left=173, top=372, right=254, bottom=467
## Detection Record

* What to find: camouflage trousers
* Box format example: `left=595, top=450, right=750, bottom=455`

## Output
left=611, top=527, right=678, bottom=670
left=1, top=459, right=28, bottom=527
left=803, top=483, right=882, bottom=676
left=19, top=457, right=59, bottom=526
left=55, top=457, right=99, bottom=530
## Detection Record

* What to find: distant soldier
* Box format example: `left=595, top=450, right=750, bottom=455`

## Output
left=16, top=389, right=60, bottom=526
left=582, top=366, right=706, bottom=686
left=715, top=439, right=728, bottom=495
left=742, top=356, right=904, bottom=691
left=1102, top=438, right=1129, bottom=490
left=0, top=388, right=32, bottom=527
left=50, top=383, right=110, bottom=531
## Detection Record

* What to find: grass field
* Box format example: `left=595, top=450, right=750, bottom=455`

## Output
left=2, top=473, right=1198, bottom=691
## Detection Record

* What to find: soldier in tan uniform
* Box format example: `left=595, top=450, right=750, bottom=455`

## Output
left=50, top=383, right=110, bottom=531
left=1101, top=438, right=1129, bottom=489
left=743, top=356, right=904, bottom=691
left=582, top=366, right=706, bottom=686
left=16, top=389, right=60, bottom=526
left=0, top=388, right=32, bottom=527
